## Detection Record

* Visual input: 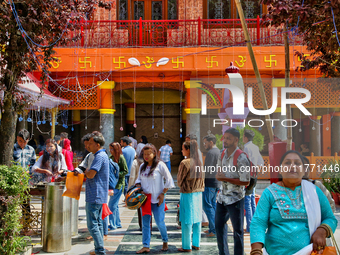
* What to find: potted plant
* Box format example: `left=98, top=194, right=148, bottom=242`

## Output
left=0, top=164, right=31, bottom=255
left=321, top=160, right=340, bottom=205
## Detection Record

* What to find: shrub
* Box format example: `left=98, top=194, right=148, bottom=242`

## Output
left=0, top=164, right=30, bottom=254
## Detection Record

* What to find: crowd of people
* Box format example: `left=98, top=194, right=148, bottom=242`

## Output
left=12, top=128, right=338, bottom=255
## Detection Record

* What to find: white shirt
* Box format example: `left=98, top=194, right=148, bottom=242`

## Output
left=79, top=153, right=95, bottom=170
left=136, top=143, right=146, bottom=158
left=243, top=141, right=264, bottom=166
left=129, top=137, right=138, bottom=150
left=135, top=161, right=175, bottom=203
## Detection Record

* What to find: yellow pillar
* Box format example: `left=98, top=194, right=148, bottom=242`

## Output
left=184, top=80, right=202, bottom=144
left=98, top=81, right=115, bottom=151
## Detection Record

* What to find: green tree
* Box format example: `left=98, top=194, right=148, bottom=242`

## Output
left=261, top=0, right=340, bottom=80
left=0, top=0, right=111, bottom=165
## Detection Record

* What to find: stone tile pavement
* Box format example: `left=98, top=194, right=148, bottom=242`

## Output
left=27, top=180, right=340, bottom=255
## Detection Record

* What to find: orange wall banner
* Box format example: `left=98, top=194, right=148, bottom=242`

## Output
left=52, top=46, right=314, bottom=75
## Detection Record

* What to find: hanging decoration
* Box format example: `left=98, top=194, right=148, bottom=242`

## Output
left=42, top=109, right=46, bottom=124
left=36, top=107, right=41, bottom=125
left=162, top=80, right=164, bottom=133
left=27, top=109, right=32, bottom=122
left=71, top=110, right=74, bottom=131
left=179, top=82, right=183, bottom=138
left=62, top=110, right=68, bottom=128
left=120, top=82, right=123, bottom=131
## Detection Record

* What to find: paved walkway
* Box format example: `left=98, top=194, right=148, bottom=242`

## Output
left=29, top=180, right=340, bottom=255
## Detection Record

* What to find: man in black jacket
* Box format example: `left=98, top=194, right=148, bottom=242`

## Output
left=202, top=134, right=221, bottom=237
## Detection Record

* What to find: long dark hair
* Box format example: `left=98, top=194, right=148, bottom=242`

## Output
left=183, top=140, right=202, bottom=178
left=140, top=144, right=159, bottom=176
left=109, top=142, right=122, bottom=163
left=42, top=139, right=60, bottom=175
left=140, top=135, right=148, bottom=144
left=278, top=150, right=304, bottom=181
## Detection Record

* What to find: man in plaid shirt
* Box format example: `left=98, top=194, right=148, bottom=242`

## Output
left=13, top=129, right=36, bottom=173
left=158, top=140, right=173, bottom=172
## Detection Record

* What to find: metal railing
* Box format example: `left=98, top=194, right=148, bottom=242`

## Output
left=62, top=17, right=303, bottom=48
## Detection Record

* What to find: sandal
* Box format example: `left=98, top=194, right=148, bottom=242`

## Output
left=86, top=236, right=93, bottom=240
left=192, top=246, right=200, bottom=250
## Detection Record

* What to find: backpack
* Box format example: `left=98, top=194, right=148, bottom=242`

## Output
left=221, top=148, right=257, bottom=195
left=109, top=158, right=120, bottom=190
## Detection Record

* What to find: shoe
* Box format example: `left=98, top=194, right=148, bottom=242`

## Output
left=192, top=246, right=200, bottom=250
left=86, top=236, right=93, bottom=240
left=206, top=232, right=215, bottom=237
left=204, top=230, right=210, bottom=234
left=90, top=252, right=96, bottom=255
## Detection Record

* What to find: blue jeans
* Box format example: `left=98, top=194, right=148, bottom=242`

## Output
left=103, top=216, right=108, bottom=236
left=141, top=201, right=168, bottom=248
left=108, top=187, right=123, bottom=229
left=164, top=161, right=171, bottom=172
left=124, top=176, right=130, bottom=196
left=215, top=198, right=244, bottom=255
left=244, top=189, right=256, bottom=232
left=202, top=187, right=218, bottom=234
left=86, top=203, right=105, bottom=255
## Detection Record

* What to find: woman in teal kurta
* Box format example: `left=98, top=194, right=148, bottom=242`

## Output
left=250, top=151, right=337, bottom=255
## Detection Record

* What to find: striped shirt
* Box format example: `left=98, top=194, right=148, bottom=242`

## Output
left=86, top=149, right=109, bottom=204
left=159, top=144, right=173, bottom=162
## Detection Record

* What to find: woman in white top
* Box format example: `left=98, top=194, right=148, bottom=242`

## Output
left=31, top=139, right=67, bottom=184
left=135, top=144, right=174, bottom=254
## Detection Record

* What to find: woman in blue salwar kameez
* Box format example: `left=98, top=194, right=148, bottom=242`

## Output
left=250, top=150, right=337, bottom=255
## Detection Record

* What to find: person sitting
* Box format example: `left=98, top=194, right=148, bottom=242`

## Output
left=250, top=150, right=337, bottom=255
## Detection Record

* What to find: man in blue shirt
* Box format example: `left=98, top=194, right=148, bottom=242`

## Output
left=85, top=131, right=109, bottom=255
left=120, top=136, right=136, bottom=196
left=158, top=140, right=173, bottom=172
left=13, top=129, right=36, bottom=174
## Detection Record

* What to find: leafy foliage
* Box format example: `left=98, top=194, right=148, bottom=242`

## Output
left=321, top=160, right=340, bottom=193
left=0, top=0, right=111, bottom=165
left=214, top=133, right=224, bottom=150
left=261, top=0, right=340, bottom=81
left=0, top=164, right=30, bottom=254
